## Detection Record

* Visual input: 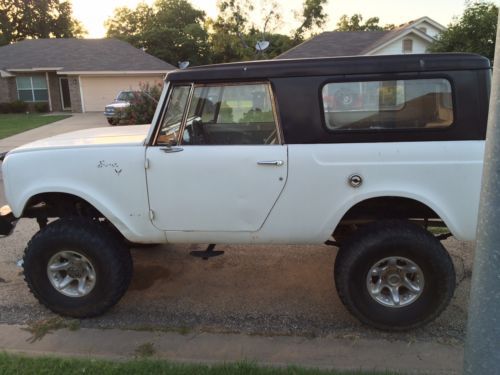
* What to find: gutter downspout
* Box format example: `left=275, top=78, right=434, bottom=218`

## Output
left=45, top=72, right=53, bottom=112
left=78, top=76, right=85, bottom=113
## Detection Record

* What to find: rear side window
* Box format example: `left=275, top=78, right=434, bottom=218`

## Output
left=322, top=78, right=453, bottom=131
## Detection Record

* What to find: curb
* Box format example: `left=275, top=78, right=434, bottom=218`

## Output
left=0, top=324, right=462, bottom=374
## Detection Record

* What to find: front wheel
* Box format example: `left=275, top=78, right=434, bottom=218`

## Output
left=334, top=220, right=455, bottom=330
left=23, top=218, right=133, bottom=318
left=107, top=118, right=119, bottom=126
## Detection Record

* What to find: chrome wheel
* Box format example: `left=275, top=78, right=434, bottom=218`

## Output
left=366, top=256, right=424, bottom=308
left=47, top=251, right=96, bottom=297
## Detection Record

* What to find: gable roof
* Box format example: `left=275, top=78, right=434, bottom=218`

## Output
left=0, top=38, right=175, bottom=72
left=277, top=31, right=389, bottom=59
left=276, top=16, right=445, bottom=59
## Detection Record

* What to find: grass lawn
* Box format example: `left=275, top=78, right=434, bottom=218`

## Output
left=0, top=353, right=398, bottom=375
left=0, top=114, right=71, bottom=140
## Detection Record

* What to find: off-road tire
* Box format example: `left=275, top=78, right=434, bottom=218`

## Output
left=334, top=220, right=455, bottom=331
left=23, top=217, right=133, bottom=318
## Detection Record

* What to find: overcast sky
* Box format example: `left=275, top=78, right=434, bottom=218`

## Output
left=72, top=0, right=494, bottom=39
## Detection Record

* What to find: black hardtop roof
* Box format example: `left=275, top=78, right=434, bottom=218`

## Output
left=166, top=53, right=490, bottom=82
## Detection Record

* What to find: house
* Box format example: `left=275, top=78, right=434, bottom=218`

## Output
left=276, top=17, right=446, bottom=59
left=0, top=38, right=175, bottom=112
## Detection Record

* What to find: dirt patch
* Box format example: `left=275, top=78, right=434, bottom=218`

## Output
left=129, top=265, right=172, bottom=291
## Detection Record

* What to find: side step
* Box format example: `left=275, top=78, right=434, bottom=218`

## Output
left=190, top=244, right=224, bottom=260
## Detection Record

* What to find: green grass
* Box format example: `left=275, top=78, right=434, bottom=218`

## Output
left=0, top=353, right=399, bottom=375
left=0, top=114, right=70, bottom=139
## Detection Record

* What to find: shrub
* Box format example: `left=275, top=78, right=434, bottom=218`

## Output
left=9, top=100, right=28, bottom=113
left=34, top=102, right=50, bottom=113
left=123, top=82, right=163, bottom=125
left=0, top=103, right=10, bottom=114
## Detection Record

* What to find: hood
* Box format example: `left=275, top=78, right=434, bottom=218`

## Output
left=106, top=101, right=130, bottom=109
left=8, top=125, right=151, bottom=154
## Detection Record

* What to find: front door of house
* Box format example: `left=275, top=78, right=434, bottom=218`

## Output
left=60, top=77, right=71, bottom=110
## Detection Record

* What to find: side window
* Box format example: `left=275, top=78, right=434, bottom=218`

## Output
left=157, top=85, right=191, bottom=145
left=322, top=78, right=453, bottom=131
left=181, top=83, right=279, bottom=145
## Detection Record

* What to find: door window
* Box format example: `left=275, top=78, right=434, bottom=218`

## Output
left=181, top=83, right=279, bottom=145
left=157, top=85, right=191, bottom=145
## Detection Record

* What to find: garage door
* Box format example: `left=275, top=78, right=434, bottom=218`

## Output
left=80, top=75, right=164, bottom=112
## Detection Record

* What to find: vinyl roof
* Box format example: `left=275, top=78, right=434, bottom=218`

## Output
left=166, top=53, right=491, bottom=82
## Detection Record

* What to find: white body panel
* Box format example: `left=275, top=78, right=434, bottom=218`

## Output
left=2, top=126, right=165, bottom=243
left=146, top=145, right=287, bottom=231
left=164, top=141, right=484, bottom=243
left=2, top=125, right=484, bottom=244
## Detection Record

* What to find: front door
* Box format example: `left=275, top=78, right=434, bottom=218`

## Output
left=59, top=77, right=71, bottom=110
left=146, top=83, right=287, bottom=232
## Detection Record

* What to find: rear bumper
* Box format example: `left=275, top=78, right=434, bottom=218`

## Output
left=0, top=205, right=17, bottom=236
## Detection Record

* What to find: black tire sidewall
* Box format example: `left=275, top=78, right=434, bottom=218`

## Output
left=24, top=219, right=132, bottom=318
left=335, top=221, right=455, bottom=330
left=349, top=241, right=449, bottom=328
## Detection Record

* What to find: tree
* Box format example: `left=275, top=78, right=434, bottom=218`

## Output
left=336, top=14, right=394, bottom=32
left=428, top=2, right=498, bottom=60
left=105, top=4, right=154, bottom=49
left=294, top=0, right=328, bottom=39
left=106, top=0, right=210, bottom=66
left=210, top=0, right=297, bottom=63
left=0, top=0, right=85, bottom=46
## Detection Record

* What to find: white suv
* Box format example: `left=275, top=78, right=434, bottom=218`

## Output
left=0, top=53, right=491, bottom=330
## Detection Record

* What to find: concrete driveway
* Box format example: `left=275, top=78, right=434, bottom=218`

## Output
left=0, top=112, right=108, bottom=153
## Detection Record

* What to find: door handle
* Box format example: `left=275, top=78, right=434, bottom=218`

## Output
left=257, top=160, right=284, bottom=166
left=160, top=146, right=183, bottom=153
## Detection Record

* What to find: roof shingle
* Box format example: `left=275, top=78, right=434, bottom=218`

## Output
left=276, top=31, right=389, bottom=59
left=0, top=38, right=175, bottom=72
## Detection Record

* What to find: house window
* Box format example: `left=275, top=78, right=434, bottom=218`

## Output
left=402, top=39, right=413, bottom=53
left=16, top=75, right=49, bottom=102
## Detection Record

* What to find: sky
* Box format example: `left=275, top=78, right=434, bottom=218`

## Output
left=72, top=0, right=480, bottom=39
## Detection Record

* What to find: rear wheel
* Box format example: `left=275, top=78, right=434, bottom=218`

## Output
left=23, top=217, right=133, bottom=318
left=334, top=220, right=455, bottom=330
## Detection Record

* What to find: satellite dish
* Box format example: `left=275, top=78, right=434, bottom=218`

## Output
left=255, top=41, right=270, bottom=52
left=178, top=61, right=190, bottom=69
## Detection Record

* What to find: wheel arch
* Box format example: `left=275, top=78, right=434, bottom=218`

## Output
left=329, top=193, right=458, bottom=239
left=19, top=190, right=128, bottom=239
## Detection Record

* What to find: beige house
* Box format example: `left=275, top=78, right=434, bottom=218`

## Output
left=0, top=38, right=175, bottom=112
left=277, top=17, right=446, bottom=59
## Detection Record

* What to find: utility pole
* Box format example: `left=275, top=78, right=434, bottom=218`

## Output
left=463, top=14, right=500, bottom=375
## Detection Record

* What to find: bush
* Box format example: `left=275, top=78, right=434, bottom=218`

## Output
left=0, top=103, right=10, bottom=114
left=123, top=82, right=163, bottom=125
left=9, top=100, right=28, bottom=113
left=34, top=102, right=50, bottom=113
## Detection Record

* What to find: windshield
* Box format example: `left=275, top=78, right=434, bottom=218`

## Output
left=116, top=91, right=137, bottom=101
